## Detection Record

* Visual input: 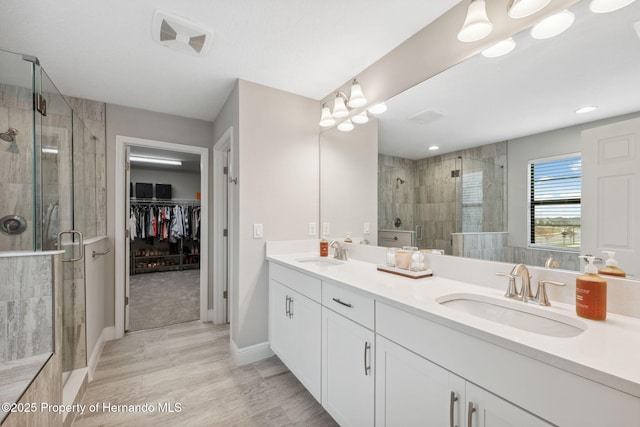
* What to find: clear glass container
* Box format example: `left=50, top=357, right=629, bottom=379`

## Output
left=386, top=247, right=400, bottom=266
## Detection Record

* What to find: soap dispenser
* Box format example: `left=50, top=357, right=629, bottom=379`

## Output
left=576, top=256, right=607, bottom=320
left=598, top=251, right=626, bottom=278
left=320, top=235, right=329, bottom=257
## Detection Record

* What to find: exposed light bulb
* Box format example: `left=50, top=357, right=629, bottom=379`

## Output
left=457, top=0, right=493, bottom=43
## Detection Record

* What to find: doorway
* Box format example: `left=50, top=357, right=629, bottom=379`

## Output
left=114, top=136, right=209, bottom=339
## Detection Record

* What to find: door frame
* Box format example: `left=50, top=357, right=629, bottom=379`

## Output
left=213, top=127, right=234, bottom=325
left=114, top=135, right=209, bottom=339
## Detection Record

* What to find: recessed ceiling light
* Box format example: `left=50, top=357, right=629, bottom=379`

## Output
left=575, top=106, right=598, bottom=114
left=130, top=156, right=182, bottom=166
left=482, top=38, right=517, bottom=58
left=530, top=10, right=575, bottom=39
left=428, top=145, right=440, bottom=151
left=589, top=0, right=637, bottom=13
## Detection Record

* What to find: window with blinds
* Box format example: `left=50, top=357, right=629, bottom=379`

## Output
left=528, top=154, right=581, bottom=250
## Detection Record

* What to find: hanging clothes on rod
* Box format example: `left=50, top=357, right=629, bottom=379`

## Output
left=129, top=200, right=201, bottom=244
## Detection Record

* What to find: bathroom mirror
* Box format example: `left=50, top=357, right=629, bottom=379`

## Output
left=320, top=0, right=640, bottom=276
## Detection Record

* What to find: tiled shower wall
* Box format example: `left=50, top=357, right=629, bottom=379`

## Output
left=0, top=254, right=53, bottom=362
left=0, top=84, right=35, bottom=252
left=378, top=141, right=507, bottom=255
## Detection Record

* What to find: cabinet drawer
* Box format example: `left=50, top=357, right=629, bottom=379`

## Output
left=270, top=262, right=321, bottom=302
left=322, top=281, right=374, bottom=330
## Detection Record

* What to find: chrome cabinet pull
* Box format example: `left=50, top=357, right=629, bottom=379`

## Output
left=285, top=296, right=290, bottom=317
left=289, top=296, right=293, bottom=318
left=363, top=342, right=371, bottom=376
left=467, top=402, right=476, bottom=427
left=332, top=297, right=353, bottom=308
left=450, top=391, right=458, bottom=427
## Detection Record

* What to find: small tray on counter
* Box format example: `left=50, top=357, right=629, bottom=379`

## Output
left=376, top=264, right=433, bottom=279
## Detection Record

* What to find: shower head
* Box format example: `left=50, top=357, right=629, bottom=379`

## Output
left=0, top=128, right=18, bottom=142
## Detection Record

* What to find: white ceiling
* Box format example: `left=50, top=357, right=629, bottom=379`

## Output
left=377, top=0, right=640, bottom=159
left=0, top=0, right=459, bottom=121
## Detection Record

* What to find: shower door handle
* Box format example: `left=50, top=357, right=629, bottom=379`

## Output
left=57, top=230, right=84, bottom=262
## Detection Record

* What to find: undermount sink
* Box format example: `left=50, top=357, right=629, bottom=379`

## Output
left=436, top=293, right=586, bottom=338
left=295, top=257, right=344, bottom=267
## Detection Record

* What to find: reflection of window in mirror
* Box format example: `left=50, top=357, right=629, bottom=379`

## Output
left=528, top=154, right=582, bottom=251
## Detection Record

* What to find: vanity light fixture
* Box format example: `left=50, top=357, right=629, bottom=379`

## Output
left=530, top=10, right=575, bottom=39
left=337, top=119, right=354, bottom=132
left=428, top=145, right=440, bottom=151
left=351, top=111, right=369, bottom=124
left=575, top=105, right=598, bottom=114
left=589, top=0, right=637, bottom=13
left=331, top=93, right=349, bottom=118
left=368, top=102, right=388, bottom=115
left=481, top=37, right=516, bottom=57
left=347, top=79, right=367, bottom=108
left=319, top=104, right=336, bottom=127
left=130, top=155, right=182, bottom=166
left=457, top=0, right=493, bottom=43
left=508, top=0, right=551, bottom=19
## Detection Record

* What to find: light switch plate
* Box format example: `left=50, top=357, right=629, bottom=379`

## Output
left=308, top=222, right=317, bottom=236
left=253, top=223, right=263, bottom=239
left=363, top=222, right=370, bottom=235
left=322, top=222, right=330, bottom=236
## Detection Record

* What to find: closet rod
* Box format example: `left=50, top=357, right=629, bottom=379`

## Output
left=129, top=198, right=201, bottom=206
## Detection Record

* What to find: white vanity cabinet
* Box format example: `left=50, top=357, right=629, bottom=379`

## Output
left=322, top=281, right=375, bottom=427
left=268, top=263, right=321, bottom=401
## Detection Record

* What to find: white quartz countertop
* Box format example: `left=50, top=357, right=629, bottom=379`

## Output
left=267, top=252, right=640, bottom=398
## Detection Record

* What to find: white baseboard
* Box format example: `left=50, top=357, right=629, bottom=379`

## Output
left=230, top=339, right=274, bottom=366
left=88, top=326, right=115, bottom=382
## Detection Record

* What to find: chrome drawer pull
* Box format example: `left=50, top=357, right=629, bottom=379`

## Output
left=467, top=402, right=476, bottom=427
left=450, top=391, right=458, bottom=427
left=363, top=342, right=371, bottom=376
left=332, top=297, right=353, bottom=308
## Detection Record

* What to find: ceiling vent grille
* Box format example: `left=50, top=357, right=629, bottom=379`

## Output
left=152, top=10, right=213, bottom=57
left=407, top=109, right=447, bottom=125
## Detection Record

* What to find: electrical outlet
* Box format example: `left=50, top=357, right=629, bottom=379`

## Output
left=308, top=222, right=317, bottom=236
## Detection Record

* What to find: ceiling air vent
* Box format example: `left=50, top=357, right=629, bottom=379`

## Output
left=407, top=109, right=447, bottom=125
left=152, top=10, right=213, bottom=57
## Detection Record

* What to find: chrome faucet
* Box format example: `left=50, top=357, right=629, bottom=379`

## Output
left=330, top=240, right=348, bottom=261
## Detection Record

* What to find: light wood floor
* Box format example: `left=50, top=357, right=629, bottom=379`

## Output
left=73, top=321, right=336, bottom=426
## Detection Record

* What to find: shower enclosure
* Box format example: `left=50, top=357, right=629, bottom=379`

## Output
left=378, top=142, right=507, bottom=256
left=0, top=49, right=105, bottom=386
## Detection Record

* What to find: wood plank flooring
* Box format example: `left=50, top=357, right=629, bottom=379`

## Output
left=72, top=321, right=336, bottom=426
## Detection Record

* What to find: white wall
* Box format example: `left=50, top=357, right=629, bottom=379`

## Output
left=105, top=104, right=214, bottom=326
left=233, top=80, right=319, bottom=349
left=130, top=167, right=200, bottom=200
left=321, top=120, right=378, bottom=243
left=507, top=111, right=640, bottom=249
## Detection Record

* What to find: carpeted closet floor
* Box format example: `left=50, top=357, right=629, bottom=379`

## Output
left=129, top=269, right=200, bottom=331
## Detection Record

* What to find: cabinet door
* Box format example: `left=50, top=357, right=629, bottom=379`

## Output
left=322, top=309, right=375, bottom=427
left=376, top=336, right=464, bottom=427
left=291, top=291, right=321, bottom=401
left=268, top=280, right=295, bottom=368
left=466, top=382, right=552, bottom=427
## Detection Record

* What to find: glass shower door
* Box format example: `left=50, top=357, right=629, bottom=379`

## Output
left=36, top=67, right=80, bottom=385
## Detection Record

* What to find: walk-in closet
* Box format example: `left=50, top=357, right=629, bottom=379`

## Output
left=128, top=148, right=202, bottom=332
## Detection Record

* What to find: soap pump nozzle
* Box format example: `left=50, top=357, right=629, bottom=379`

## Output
left=602, top=251, right=618, bottom=266
left=579, top=255, right=598, bottom=274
